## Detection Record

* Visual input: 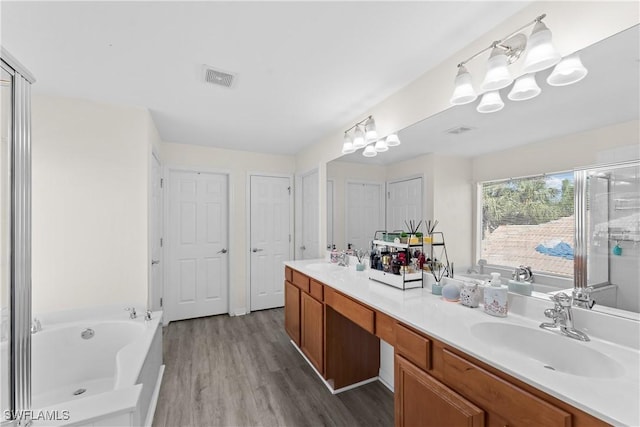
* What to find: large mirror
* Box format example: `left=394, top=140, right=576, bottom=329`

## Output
left=327, top=25, right=639, bottom=316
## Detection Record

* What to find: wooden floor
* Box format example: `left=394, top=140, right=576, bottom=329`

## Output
left=152, top=308, right=394, bottom=427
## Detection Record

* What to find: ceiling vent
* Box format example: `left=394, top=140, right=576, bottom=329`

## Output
left=203, top=65, right=236, bottom=88
left=445, top=125, right=475, bottom=135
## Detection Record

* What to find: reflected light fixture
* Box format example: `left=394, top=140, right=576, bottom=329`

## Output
left=362, top=145, right=377, bottom=157
left=385, top=133, right=401, bottom=147
left=341, top=115, right=401, bottom=158
left=449, top=13, right=587, bottom=114
left=508, top=73, right=541, bottom=101
left=546, top=53, right=588, bottom=86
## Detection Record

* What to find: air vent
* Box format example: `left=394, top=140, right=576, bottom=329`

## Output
left=203, top=65, right=236, bottom=88
left=445, top=125, right=475, bottom=135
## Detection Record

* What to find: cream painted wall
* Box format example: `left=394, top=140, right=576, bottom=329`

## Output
left=32, top=95, right=152, bottom=314
left=160, top=142, right=295, bottom=315
left=296, top=1, right=639, bottom=257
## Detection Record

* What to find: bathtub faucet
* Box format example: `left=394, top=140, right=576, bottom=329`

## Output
left=31, top=318, right=42, bottom=334
left=125, top=307, right=137, bottom=319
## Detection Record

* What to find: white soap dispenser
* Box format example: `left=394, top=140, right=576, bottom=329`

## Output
left=484, top=272, right=508, bottom=317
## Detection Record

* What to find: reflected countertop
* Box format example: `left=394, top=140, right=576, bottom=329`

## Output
left=285, top=259, right=640, bottom=427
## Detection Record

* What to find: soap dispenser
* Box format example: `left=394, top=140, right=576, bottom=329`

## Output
left=483, top=272, right=508, bottom=317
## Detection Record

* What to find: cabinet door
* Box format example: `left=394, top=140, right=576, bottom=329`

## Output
left=301, top=292, right=324, bottom=374
left=284, top=281, right=300, bottom=346
left=395, top=355, right=484, bottom=427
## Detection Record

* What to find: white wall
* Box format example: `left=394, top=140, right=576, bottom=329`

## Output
left=160, top=142, right=295, bottom=315
left=32, top=95, right=153, bottom=314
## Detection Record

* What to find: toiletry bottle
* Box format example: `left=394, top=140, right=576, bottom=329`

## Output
left=330, top=245, right=338, bottom=263
left=484, top=272, right=508, bottom=317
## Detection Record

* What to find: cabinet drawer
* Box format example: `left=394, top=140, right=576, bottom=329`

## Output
left=285, top=266, right=293, bottom=283
left=324, top=288, right=374, bottom=333
left=442, top=349, right=571, bottom=427
left=396, top=323, right=431, bottom=371
left=292, top=270, right=310, bottom=293
left=375, top=311, right=395, bottom=346
left=310, top=279, right=324, bottom=301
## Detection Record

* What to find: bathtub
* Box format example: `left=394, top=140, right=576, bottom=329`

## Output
left=31, top=309, right=164, bottom=427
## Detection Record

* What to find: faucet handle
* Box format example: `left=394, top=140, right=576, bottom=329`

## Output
left=125, top=307, right=137, bottom=319
left=572, top=287, right=596, bottom=309
left=550, top=292, right=572, bottom=307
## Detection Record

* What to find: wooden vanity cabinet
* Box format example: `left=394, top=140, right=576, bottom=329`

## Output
left=301, top=289, right=324, bottom=374
left=395, top=354, right=484, bottom=427
left=284, top=280, right=300, bottom=346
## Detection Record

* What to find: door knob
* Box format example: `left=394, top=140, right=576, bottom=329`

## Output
left=151, top=259, right=160, bottom=265
left=252, top=248, right=264, bottom=253
left=217, top=248, right=228, bottom=254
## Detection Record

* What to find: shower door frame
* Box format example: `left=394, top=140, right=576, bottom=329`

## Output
left=1, top=48, right=35, bottom=427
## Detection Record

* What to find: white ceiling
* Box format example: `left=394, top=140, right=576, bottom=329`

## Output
left=1, top=1, right=530, bottom=154
left=341, top=24, right=640, bottom=164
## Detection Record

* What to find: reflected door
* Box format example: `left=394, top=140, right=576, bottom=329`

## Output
left=346, top=181, right=383, bottom=250
left=250, top=175, right=291, bottom=311
left=167, top=170, right=229, bottom=321
left=387, top=177, right=423, bottom=232
left=301, top=171, right=319, bottom=259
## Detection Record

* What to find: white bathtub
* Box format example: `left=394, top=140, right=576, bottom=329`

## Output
left=31, top=309, right=164, bottom=427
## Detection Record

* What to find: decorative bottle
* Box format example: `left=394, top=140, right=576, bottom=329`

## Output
left=483, top=272, right=508, bottom=317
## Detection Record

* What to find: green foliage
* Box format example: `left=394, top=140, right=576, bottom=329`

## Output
left=482, top=177, right=574, bottom=238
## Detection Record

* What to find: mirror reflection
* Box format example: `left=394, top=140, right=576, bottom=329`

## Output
left=326, top=25, right=639, bottom=315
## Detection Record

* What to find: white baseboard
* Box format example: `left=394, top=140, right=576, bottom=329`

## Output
left=144, top=364, right=165, bottom=427
left=231, top=307, right=247, bottom=316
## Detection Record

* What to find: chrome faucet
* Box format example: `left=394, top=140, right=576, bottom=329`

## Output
left=540, top=293, right=590, bottom=341
left=572, top=287, right=596, bottom=309
left=125, top=307, right=137, bottom=319
left=512, top=265, right=533, bottom=282
left=31, top=318, right=42, bottom=334
left=144, top=310, right=152, bottom=321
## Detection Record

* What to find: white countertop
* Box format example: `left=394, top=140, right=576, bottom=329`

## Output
left=285, top=259, right=640, bottom=426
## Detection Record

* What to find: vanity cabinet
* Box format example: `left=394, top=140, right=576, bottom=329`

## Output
left=284, top=280, right=300, bottom=346
left=301, top=288, right=324, bottom=374
left=395, top=355, right=484, bottom=427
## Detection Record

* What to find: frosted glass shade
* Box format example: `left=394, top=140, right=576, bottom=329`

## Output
left=374, top=139, right=388, bottom=152
left=352, top=125, right=366, bottom=148
left=450, top=65, right=477, bottom=105
left=547, top=54, right=588, bottom=86
left=508, top=74, right=541, bottom=101
left=522, top=21, right=561, bottom=73
left=362, top=145, right=377, bottom=157
left=342, top=141, right=355, bottom=154
left=364, top=117, right=378, bottom=143
left=481, top=48, right=513, bottom=91
left=385, top=133, right=401, bottom=147
left=476, top=91, right=504, bottom=113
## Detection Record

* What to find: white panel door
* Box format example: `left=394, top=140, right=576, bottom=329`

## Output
left=301, top=171, right=319, bottom=259
left=167, top=170, right=228, bottom=321
left=387, top=177, right=423, bottom=232
left=346, top=182, right=384, bottom=251
left=149, top=153, right=163, bottom=311
left=250, top=175, right=291, bottom=311
left=327, top=180, right=334, bottom=250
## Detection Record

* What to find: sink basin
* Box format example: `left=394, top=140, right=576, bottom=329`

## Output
left=471, top=322, right=624, bottom=378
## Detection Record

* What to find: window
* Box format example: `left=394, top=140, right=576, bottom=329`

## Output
left=479, top=172, right=574, bottom=277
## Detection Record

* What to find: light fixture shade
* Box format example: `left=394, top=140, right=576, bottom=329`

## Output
left=385, top=133, right=401, bottom=147
left=546, top=53, right=588, bottom=86
left=450, top=65, right=477, bottom=105
left=508, top=74, right=541, bottom=101
left=481, top=48, right=513, bottom=91
left=352, top=125, right=366, bottom=149
left=476, top=91, right=504, bottom=113
left=362, top=145, right=377, bottom=157
left=522, top=21, right=561, bottom=73
left=364, top=117, right=378, bottom=143
left=341, top=132, right=355, bottom=154
left=374, top=139, right=388, bottom=152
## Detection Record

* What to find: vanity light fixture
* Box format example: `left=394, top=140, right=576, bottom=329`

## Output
left=341, top=115, right=401, bottom=158
left=450, top=13, right=587, bottom=113
left=374, top=138, right=389, bottom=152
left=385, top=133, right=401, bottom=147
left=341, top=132, right=356, bottom=154
left=362, top=144, right=377, bottom=157
left=352, top=125, right=366, bottom=149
